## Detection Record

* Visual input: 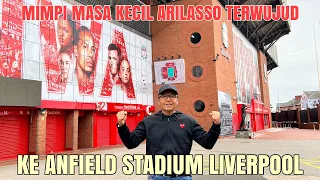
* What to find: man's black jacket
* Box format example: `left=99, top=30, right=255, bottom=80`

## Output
left=117, top=110, right=221, bottom=156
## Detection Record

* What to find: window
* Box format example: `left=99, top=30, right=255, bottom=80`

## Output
left=190, top=32, right=201, bottom=44
left=192, top=66, right=203, bottom=78
left=194, top=100, right=205, bottom=112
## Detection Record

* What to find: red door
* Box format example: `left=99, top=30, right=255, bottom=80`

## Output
left=96, top=115, right=111, bottom=147
left=0, top=116, right=29, bottom=160
left=255, top=114, right=264, bottom=131
left=116, top=114, right=137, bottom=144
left=46, top=115, right=66, bottom=154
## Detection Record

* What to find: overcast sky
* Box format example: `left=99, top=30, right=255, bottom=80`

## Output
left=269, top=0, right=320, bottom=110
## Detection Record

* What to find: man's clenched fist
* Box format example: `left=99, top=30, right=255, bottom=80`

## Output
left=210, top=111, right=221, bottom=125
left=116, top=110, right=127, bottom=127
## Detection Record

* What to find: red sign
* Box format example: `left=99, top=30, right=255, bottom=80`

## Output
left=96, top=102, right=155, bottom=114
left=96, top=102, right=108, bottom=111
left=252, top=99, right=264, bottom=114
left=246, top=107, right=253, bottom=113
left=263, top=108, right=269, bottom=114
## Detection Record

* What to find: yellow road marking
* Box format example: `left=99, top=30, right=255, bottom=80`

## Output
left=300, top=157, right=320, bottom=170
left=300, top=160, right=320, bottom=163
left=300, top=161, right=320, bottom=169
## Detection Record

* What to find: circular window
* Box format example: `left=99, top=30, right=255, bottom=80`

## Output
left=192, top=66, right=203, bottom=78
left=190, top=32, right=201, bottom=44
left=194, top=100, right=205, bottom=112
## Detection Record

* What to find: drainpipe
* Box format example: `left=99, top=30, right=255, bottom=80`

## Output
left=110, top=0, right=120, bottom=8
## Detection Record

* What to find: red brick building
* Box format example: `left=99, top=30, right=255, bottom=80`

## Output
left=150, top=0, right=290, bottom=135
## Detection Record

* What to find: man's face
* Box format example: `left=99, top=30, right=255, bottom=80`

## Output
left=75, top=31, right=96, bottom=74
left=108, top=49, right=120, bottom=75
left=158, top=90, right=178, bottom=112
left=57, top=18, right=73, bottom=47
left=59, top=53, right=71, bottom=78
left=119, top=60, right=130, bottom=84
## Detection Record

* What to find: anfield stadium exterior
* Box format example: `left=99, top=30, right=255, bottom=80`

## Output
left=0, top=0, right=290, bottom=160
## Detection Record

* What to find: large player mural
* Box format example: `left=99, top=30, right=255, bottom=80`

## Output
left=233, top=25, right=261, bottom=105
left=0, top=0, right=153, bottom=105
left=0, top=0, right=23, bottom=78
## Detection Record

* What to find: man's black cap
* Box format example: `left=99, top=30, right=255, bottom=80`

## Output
left=158, top=84, right=178, bottom=95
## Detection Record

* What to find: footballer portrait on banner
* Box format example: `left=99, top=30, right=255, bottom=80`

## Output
left=38, top=0, right=102, bottom=95
left=0, top=0, right=146, bottom=102
left=100, top=29, right=136, bottom=99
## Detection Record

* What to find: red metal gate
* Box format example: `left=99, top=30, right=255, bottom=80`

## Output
left=46, top=111, right=66, bottom=154
left=96, top=115, right=111, bottom=147
left=0, top=111, right=29, bottom=160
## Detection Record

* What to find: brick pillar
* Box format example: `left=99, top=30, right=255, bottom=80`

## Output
left=29, top=109, right=47, bottom=155
left=66, top=110, right=79, bottom=151
left=257, top=51, right=272, bottom=129
left=29, top=110, right=37, bottom=154
left=82, top=112, right=93, bottom=148
left=38, top=109, right=47, bottom=155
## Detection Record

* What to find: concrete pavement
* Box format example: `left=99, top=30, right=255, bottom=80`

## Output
left=0, top=128, right=319, bottom=180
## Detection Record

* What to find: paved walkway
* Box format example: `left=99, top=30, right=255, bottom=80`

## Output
left=0, top=128, right=319, bottom=180
left=252, top=128, right=320, bottom=140
left=223, top=128, right=320, bottom=140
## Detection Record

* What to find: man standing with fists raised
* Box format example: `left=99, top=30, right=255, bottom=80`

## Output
left=116, top=84, right=221, bottom=180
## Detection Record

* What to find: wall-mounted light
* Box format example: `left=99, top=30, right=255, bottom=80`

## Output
left=213, top=54, right=219, bottom=62
left=40, top=108, right=46, bottom=115
left=163, top=56, right=167, bottom=60
left=171, top=56, right=174, bottom=59
left=177, top=54, right=181, bottom=59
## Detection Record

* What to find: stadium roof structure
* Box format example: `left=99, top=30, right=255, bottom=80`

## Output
left=217, top=0, right=291, bottom=71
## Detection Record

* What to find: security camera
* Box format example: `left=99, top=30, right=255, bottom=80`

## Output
left=40, top=108, right=46, bottom=115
